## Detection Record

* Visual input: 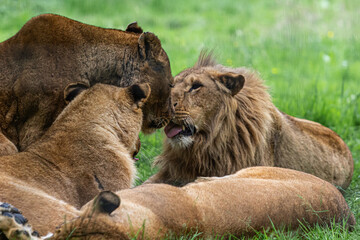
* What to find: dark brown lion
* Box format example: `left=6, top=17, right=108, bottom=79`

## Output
left=0, top=14, right=173, bottom=155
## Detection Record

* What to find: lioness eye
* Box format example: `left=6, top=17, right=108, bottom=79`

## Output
left=189, top=83, right=203, bottom=92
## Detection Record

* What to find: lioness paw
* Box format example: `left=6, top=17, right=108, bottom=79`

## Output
left=0, top=202, right=41, bottom=240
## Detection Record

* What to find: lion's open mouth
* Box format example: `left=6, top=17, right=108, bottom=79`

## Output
left=164, top=122, right=196, bottom=138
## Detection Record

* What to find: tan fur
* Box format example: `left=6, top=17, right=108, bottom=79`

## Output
left=0, top=83, right=149, bottom=235
left=148, top=53, right=354, bottom=189
left=53, top=167, right=355, bottom=239
left=0, top=13, right=173, bottom=156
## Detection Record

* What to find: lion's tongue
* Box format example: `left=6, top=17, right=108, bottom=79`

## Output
left=164, top=123, right=183, bottom=138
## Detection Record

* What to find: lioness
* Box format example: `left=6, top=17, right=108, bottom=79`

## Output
left=0, top=82, right=150, bottom=235
left=53, top=167, right=355, bottom=239
left=0, top=14, right=173, bottom=156
left=148, top=52, right=354, bottom=189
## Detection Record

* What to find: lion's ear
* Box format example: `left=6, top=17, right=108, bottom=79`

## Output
left=64, top=82, right=90, bottom=104
left=93, top=191, right=120, bottom=215
left=128, top=83, right=151, bottom=109
left=216, top=73, right=245, bottom=96
left=138, top=32, right=162, bottom=60
left=126, top=22, right=143, bottom=34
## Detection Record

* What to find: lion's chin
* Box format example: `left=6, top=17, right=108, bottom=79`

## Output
left=167, top=135, right=193, bottom=149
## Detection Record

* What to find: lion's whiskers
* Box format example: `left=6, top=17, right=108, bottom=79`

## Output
left=184, top=117, right=196, bottom=135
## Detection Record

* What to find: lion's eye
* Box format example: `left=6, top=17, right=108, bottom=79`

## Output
left=189, top=83, right=203, bottom=92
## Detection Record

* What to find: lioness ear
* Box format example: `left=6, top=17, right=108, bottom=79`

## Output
left=126, top=22, right=143, bottom=33
left=93, top=191, right=120, bottom=215
left=128, top=83, right=151, bottom=109
left=138, top=32, right=162, bottom=60
left=216, top=73, right=245, bottom=96
left=64, top=82, right=90, bottom=104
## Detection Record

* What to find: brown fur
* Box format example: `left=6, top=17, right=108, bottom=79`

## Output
left=53, top=167, right=355, bottom=239
left=0, top=83, right=149, bottom=235
left=148, top=52, right=354, bottom=189
left=0, top=13, right=173, bottom=156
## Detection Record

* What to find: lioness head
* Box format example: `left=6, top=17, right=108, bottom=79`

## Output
left=63, top=82, right=151, bottom=158
left=53, top=191, right=126, bottom=240
left=136, top=32, right=174, bottom=134
left=164, top=55, right=245, bottom=148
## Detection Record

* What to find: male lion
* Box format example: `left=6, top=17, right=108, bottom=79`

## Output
left=148, top=52, right=354, bottom=189
left=0, top=82, right=150, bottom=236
left=53, top=167, right=355, bottom=239
left=0, top=14, right=173, bottom=156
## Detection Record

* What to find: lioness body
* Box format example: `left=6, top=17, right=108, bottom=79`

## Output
left=0, top=83, right=149, bottom=235
left=0, top=14, right=173, bottom=155
left=149, top=53, right=353, bottom=189
left=54, top=167, right=355, bottom=239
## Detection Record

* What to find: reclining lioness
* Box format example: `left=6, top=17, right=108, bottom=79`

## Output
left=148, top=52, right=354, bottom=189
left=0, top=82, right=150, bottom=236
left=54, top=167, right=355, bottom=239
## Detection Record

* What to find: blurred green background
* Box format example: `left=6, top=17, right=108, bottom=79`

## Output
left=1, top=0, right=359, bottom=238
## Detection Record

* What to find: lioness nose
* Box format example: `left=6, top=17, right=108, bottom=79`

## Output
left=168, top=98, right=175, bottom=117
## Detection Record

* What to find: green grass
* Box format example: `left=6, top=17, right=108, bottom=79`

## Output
left=1, top=0, right=359, bottom=239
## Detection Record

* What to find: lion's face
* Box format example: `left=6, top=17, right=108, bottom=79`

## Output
left=164, top=68, right=244, bottom=148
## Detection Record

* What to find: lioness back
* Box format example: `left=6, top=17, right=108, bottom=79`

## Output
left=274, top=112, right=353, bottom=188
left=149, top=52, right=353, bottom=189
